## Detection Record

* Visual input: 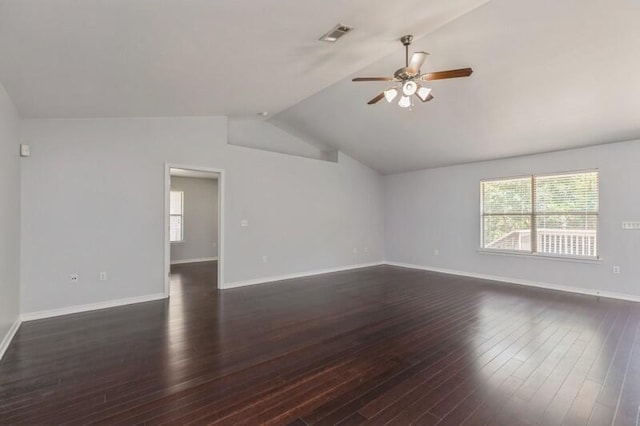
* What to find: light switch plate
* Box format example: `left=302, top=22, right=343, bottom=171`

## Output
left=20, top=144, right=30, bottom=157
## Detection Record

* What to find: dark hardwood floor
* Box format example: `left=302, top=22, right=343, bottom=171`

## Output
left=1, top=262, right=639, bottom=425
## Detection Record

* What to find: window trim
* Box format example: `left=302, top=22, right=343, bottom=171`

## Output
left=477, top=248, right=602, bottom=263
left=170, top=190, right=185, bottom=243
left=479, top=169, right=599, bottom=260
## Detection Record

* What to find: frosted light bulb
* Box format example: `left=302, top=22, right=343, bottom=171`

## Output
left=383, top=88, right=398, bottom=103
left=416, top=86, right=432, bottom=102
left=402, top=81, right=418, bottom=96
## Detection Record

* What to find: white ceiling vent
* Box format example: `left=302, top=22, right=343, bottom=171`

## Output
left=319, top=24, right=353, bottom=42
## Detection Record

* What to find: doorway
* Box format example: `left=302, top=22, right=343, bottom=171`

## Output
left=164, top=164, right=224, bottom=296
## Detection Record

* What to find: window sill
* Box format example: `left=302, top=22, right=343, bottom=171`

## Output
left=171, top=241, right=185, bottom=245
left=477, top=249, right=602, bottom=264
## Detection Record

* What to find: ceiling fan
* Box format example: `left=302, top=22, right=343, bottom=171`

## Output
left=352, top=35, right=473, bottom=108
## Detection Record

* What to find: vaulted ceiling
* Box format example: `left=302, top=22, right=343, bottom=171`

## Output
left=1, top=0, right=639, bottom=174
left=0, top=0, right=487, bottom=118
left=272, top=0, right=640, bottom=173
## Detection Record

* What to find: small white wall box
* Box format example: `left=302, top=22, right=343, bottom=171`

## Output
left=20, top=144, right=30, bottom=157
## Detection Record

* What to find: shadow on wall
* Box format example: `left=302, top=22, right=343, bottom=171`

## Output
left=228, top=118, right=338, bottom=162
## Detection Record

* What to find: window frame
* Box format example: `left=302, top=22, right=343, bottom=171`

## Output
left=479, top=169, right=599, bottom=260
left=169, top=190, right=185, bottom=243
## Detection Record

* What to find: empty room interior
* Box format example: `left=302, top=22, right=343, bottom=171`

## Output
left=1, top=0, right=640, bottom=424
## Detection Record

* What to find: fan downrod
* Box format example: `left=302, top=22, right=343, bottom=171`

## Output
left=400, top=35, right=413, bottom=67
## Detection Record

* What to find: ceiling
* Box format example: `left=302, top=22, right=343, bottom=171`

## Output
left=1, top=0, right=639, bottom=175
left=272, top=0, right=640, bottom=174
left=0, top=0, right=487, bottom=118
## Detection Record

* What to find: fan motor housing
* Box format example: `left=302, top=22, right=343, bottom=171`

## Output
left=394, top=67, right=418, bottom=80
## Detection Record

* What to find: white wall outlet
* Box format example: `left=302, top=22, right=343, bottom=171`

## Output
left=364, top=246, right=369, bottom=253
left=99, top=272, right=107, bottom=281
left=70, top=274, right=79, bottom=283
left=240, top=219, right=249, bottom=227
left=622, top=221, right=640, bottom=230
left=262, top=255, right=268, bottom=263
left=353, top=247, right=358, bottom=254
left=434, top=249, right=440, bottom=256
left=613, top=265, right=621, bottom=274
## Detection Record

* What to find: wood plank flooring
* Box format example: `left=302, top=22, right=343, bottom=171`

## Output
left=1, top=262, right=639, bottom=425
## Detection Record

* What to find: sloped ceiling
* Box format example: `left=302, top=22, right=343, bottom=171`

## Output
left=0, top=0, right=488, bottom=118
left=1, top=0, right=639, bottom=174
left=272, top=0, right=640, bottom=174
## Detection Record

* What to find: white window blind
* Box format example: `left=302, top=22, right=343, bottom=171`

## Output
left=534, top=172, right=598, bottom=257
left=170, top=191, right=184, bottom=242
left=481, top=171, right=598, bottom=258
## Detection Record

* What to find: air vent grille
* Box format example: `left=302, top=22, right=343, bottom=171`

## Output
left=319, top=24, right=353, bottom=42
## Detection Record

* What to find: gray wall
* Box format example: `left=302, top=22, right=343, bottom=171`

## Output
left=0, top=83, right=21, bottom=347
left=20, top=117, right=384, bottom=314
left=170, top=176, right=218, bottom=263
left=384, top=139, right=640, bottom=298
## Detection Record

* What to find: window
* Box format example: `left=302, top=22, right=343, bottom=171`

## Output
left=170, top=191, right=184, bottom=243
left=481, top=171, right=599, bottom=258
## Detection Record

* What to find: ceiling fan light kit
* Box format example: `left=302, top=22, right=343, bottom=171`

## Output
left=416, top=86, right=432, bottom=102
left=398, top=96, right=412, bottom=108
left=352, top=34, right=473, bottom=109
left=383, top=88, right=398, bottom=103
left=402, top=81, right=417, bottom=96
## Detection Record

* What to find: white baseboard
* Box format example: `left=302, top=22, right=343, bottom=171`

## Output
left=0, top=317, right=21, bottom=361
left=384, top=261, right=640, bottom=303
left=21, top=293, right=167, bottom=322
left=171, top=257, right=218, bottom=265
left=18, top=263, right=384, bottom=322
left=18, top=260, right=636, bottom=327
left=221, top=261, right=385, bottom=289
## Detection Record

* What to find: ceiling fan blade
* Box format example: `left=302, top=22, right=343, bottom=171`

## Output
left=367, top=92, right=385, bottom=105
left=419, top=67, right=473, bottom=81
left=406, top=52, right=428, bottom=75
left=352, top=77, right=395, bottom=82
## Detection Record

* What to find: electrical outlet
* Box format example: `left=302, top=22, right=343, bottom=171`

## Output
left=353, top=247, right=358, bottom=254
left=613, top=265, right=621, bottom=274
left=364, top=247, right=369, bottom=253
left=434, top=249, right=440, bottom=256
left=99, top=272, right=107, bottom=281
left=622, top=221, right=640, bottom=230
left=70, top=274, right=79, bottom=283
left=262, top=255, right=268, bottom=263
left=240, top=219, right=249, bottom=227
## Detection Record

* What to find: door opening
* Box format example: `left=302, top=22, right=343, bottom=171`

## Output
left=164, top=164, right=224, bottom=296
